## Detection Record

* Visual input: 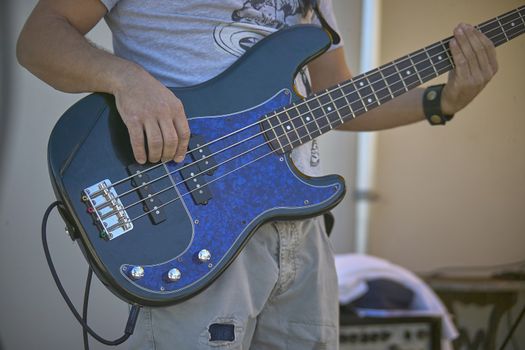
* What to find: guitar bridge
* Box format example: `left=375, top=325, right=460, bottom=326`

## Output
left=82, top=179, right=133, bottom=240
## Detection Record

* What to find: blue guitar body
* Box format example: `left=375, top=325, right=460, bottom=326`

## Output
left=48, top=25, right=345, bottom=306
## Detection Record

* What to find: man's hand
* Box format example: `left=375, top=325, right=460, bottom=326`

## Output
left=114, top=66, right=190, bottom=164
left=442, top=23, right=498, bottom=115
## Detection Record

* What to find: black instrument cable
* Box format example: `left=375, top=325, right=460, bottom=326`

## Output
left=498, top=303, right=525, bottom=350
left=42, top=201, right=141, bottom=349
left=83, top=267, right=93, bottom=350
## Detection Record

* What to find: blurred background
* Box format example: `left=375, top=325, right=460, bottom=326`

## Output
left=0, top=0, right=524, bottom=349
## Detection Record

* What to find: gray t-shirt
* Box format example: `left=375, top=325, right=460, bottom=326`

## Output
left=100, top=0, right=342, bottom=175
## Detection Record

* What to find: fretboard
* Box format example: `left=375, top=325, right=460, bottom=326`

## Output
left=267, top=6, right=525, bottom=153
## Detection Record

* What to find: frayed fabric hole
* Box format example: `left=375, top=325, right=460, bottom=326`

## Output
left=209, top=323, right=235, bottom=342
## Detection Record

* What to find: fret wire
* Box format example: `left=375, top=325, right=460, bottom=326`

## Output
left=422, top=47, right=440, bottom=77
left=296, top=104, right=312, bottom=140
left=392, top=63, right=409, bottom=92
left=320, top=92, right=334, bottom=129
left=339, top=83, right=355, bottom=118
left=496, top=15, right=510, bottom=41
left=288, top=103, right=311, bottom=144
left=273, top=111, right=293, bottom=150
left=281, top=111, right=296, bottom=147
left=479, top=18, right=506, bottom=44
left=305, top=101, right=323, bottom=136
left=291, top=105, right=311, bottom=143
left=354, top=81, right=369, bottom=112
left=377, top=68, right=395, bottom=99
left=502, top=12, right=524, bottom=40
left=439, top=40, right=454, bottom=69
left=364, top=74, right=381, bottom=106
left=328, top=90, right=345, bottom=125
left=407, top=53, right=424, bottom=84
left=309, top=98, right=332, bottom=132
left=285, top=108, right=302, bottom=144
left=264, top=114, right=286, bottom=153
left=299, top=100, right=323, bottom=139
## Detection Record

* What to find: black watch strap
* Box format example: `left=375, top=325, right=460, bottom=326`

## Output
left=423, top=84, right=454, bottom=126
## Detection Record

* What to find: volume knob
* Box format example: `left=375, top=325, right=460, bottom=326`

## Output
left=130, top=266, right=144, bottom=280
left=198, top=249, right=211, bottom=262
left=167, top=268, right=181, bottom=282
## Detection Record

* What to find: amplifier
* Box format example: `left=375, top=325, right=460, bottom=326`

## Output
left=339, top=315, right=441, bottom=350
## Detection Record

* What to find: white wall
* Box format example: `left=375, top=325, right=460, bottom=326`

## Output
left=370, top=0, right=525, bottom=275
left=370, top=0, right=525, bottom=345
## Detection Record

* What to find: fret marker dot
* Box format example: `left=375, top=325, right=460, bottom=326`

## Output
left=327, top=106, right=332, bottom=112
left=286, top=125, right=291, bottom=130
left=406, top=70, right=411, bottom=75
left=306, top=117, right=311, bottom=121
left=359, top=82, right=364, bottom=87
left=438, top=55, right=443, bottom=60
left=367, top=98, right=373, bottom=103
left=511, top=22, right=515, bottom=27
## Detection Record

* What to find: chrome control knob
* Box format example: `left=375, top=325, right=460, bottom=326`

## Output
left=167, top=268, right=181, bottom=282
left=130, top=266, right=144, bottom=280
left=198, top=249, right=211, bottom=262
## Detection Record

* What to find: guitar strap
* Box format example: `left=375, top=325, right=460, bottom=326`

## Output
left=311, top=0, right=341, bottom=45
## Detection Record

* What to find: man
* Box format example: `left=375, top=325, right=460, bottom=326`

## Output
left=17, top=0, right=497, bottom=348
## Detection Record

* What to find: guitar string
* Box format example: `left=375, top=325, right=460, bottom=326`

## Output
left=97, top=17, right=524, bottom=223
left=117, top=66, right=470, bottom=228
left=117, top=14, right=523, bottom=227
left=105, top=47, right=491, bottom=231
left=98, top=14, right=524, bottom=216
left=97, top=12, right=524, bottom=217
left=102, top=8, right=522, bottom=193
left=100, top=21, right=525, bottom=226
left=92, top=9, right=523, bottom=208
left=90, top=7, right=523, bottom=202
left=96, top=44, right=457, bottom=217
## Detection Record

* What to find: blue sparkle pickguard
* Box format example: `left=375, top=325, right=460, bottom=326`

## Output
left=120, top=90, right=342, bottom=294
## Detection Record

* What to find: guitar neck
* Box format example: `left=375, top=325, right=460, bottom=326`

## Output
left=273, top=6, right=525, bottom=151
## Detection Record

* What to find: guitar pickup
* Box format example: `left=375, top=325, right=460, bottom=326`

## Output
left=127, top=164, right=166, bottom=225
left=180, top=164, right=212, bottom=205
left=189, top=134, right=217, bottom=176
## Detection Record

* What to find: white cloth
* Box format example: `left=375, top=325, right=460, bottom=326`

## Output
left=335, top=253, right=459, bottom=343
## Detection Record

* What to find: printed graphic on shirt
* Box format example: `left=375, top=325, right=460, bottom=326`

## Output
left=213, top=0, right=320, bottom=170
left=213, top=0, right=311, bottom=57
left=213, top=23, right=273, bottom=57
left=232, top=0, right=309, bottom=29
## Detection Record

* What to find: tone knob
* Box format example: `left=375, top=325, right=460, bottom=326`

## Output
left=167, top=268, right=181, bottom=282
left=198, top=249, right=211, bottom=262
left=130, top=266, right=144, bottom=280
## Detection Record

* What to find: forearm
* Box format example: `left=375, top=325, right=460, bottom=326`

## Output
left=16, top=6, right=137, bottom=95
left=336, top=87, right=426, bottom=132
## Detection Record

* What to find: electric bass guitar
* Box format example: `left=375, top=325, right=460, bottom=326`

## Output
left=48, top=6, right=524, bottom=306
